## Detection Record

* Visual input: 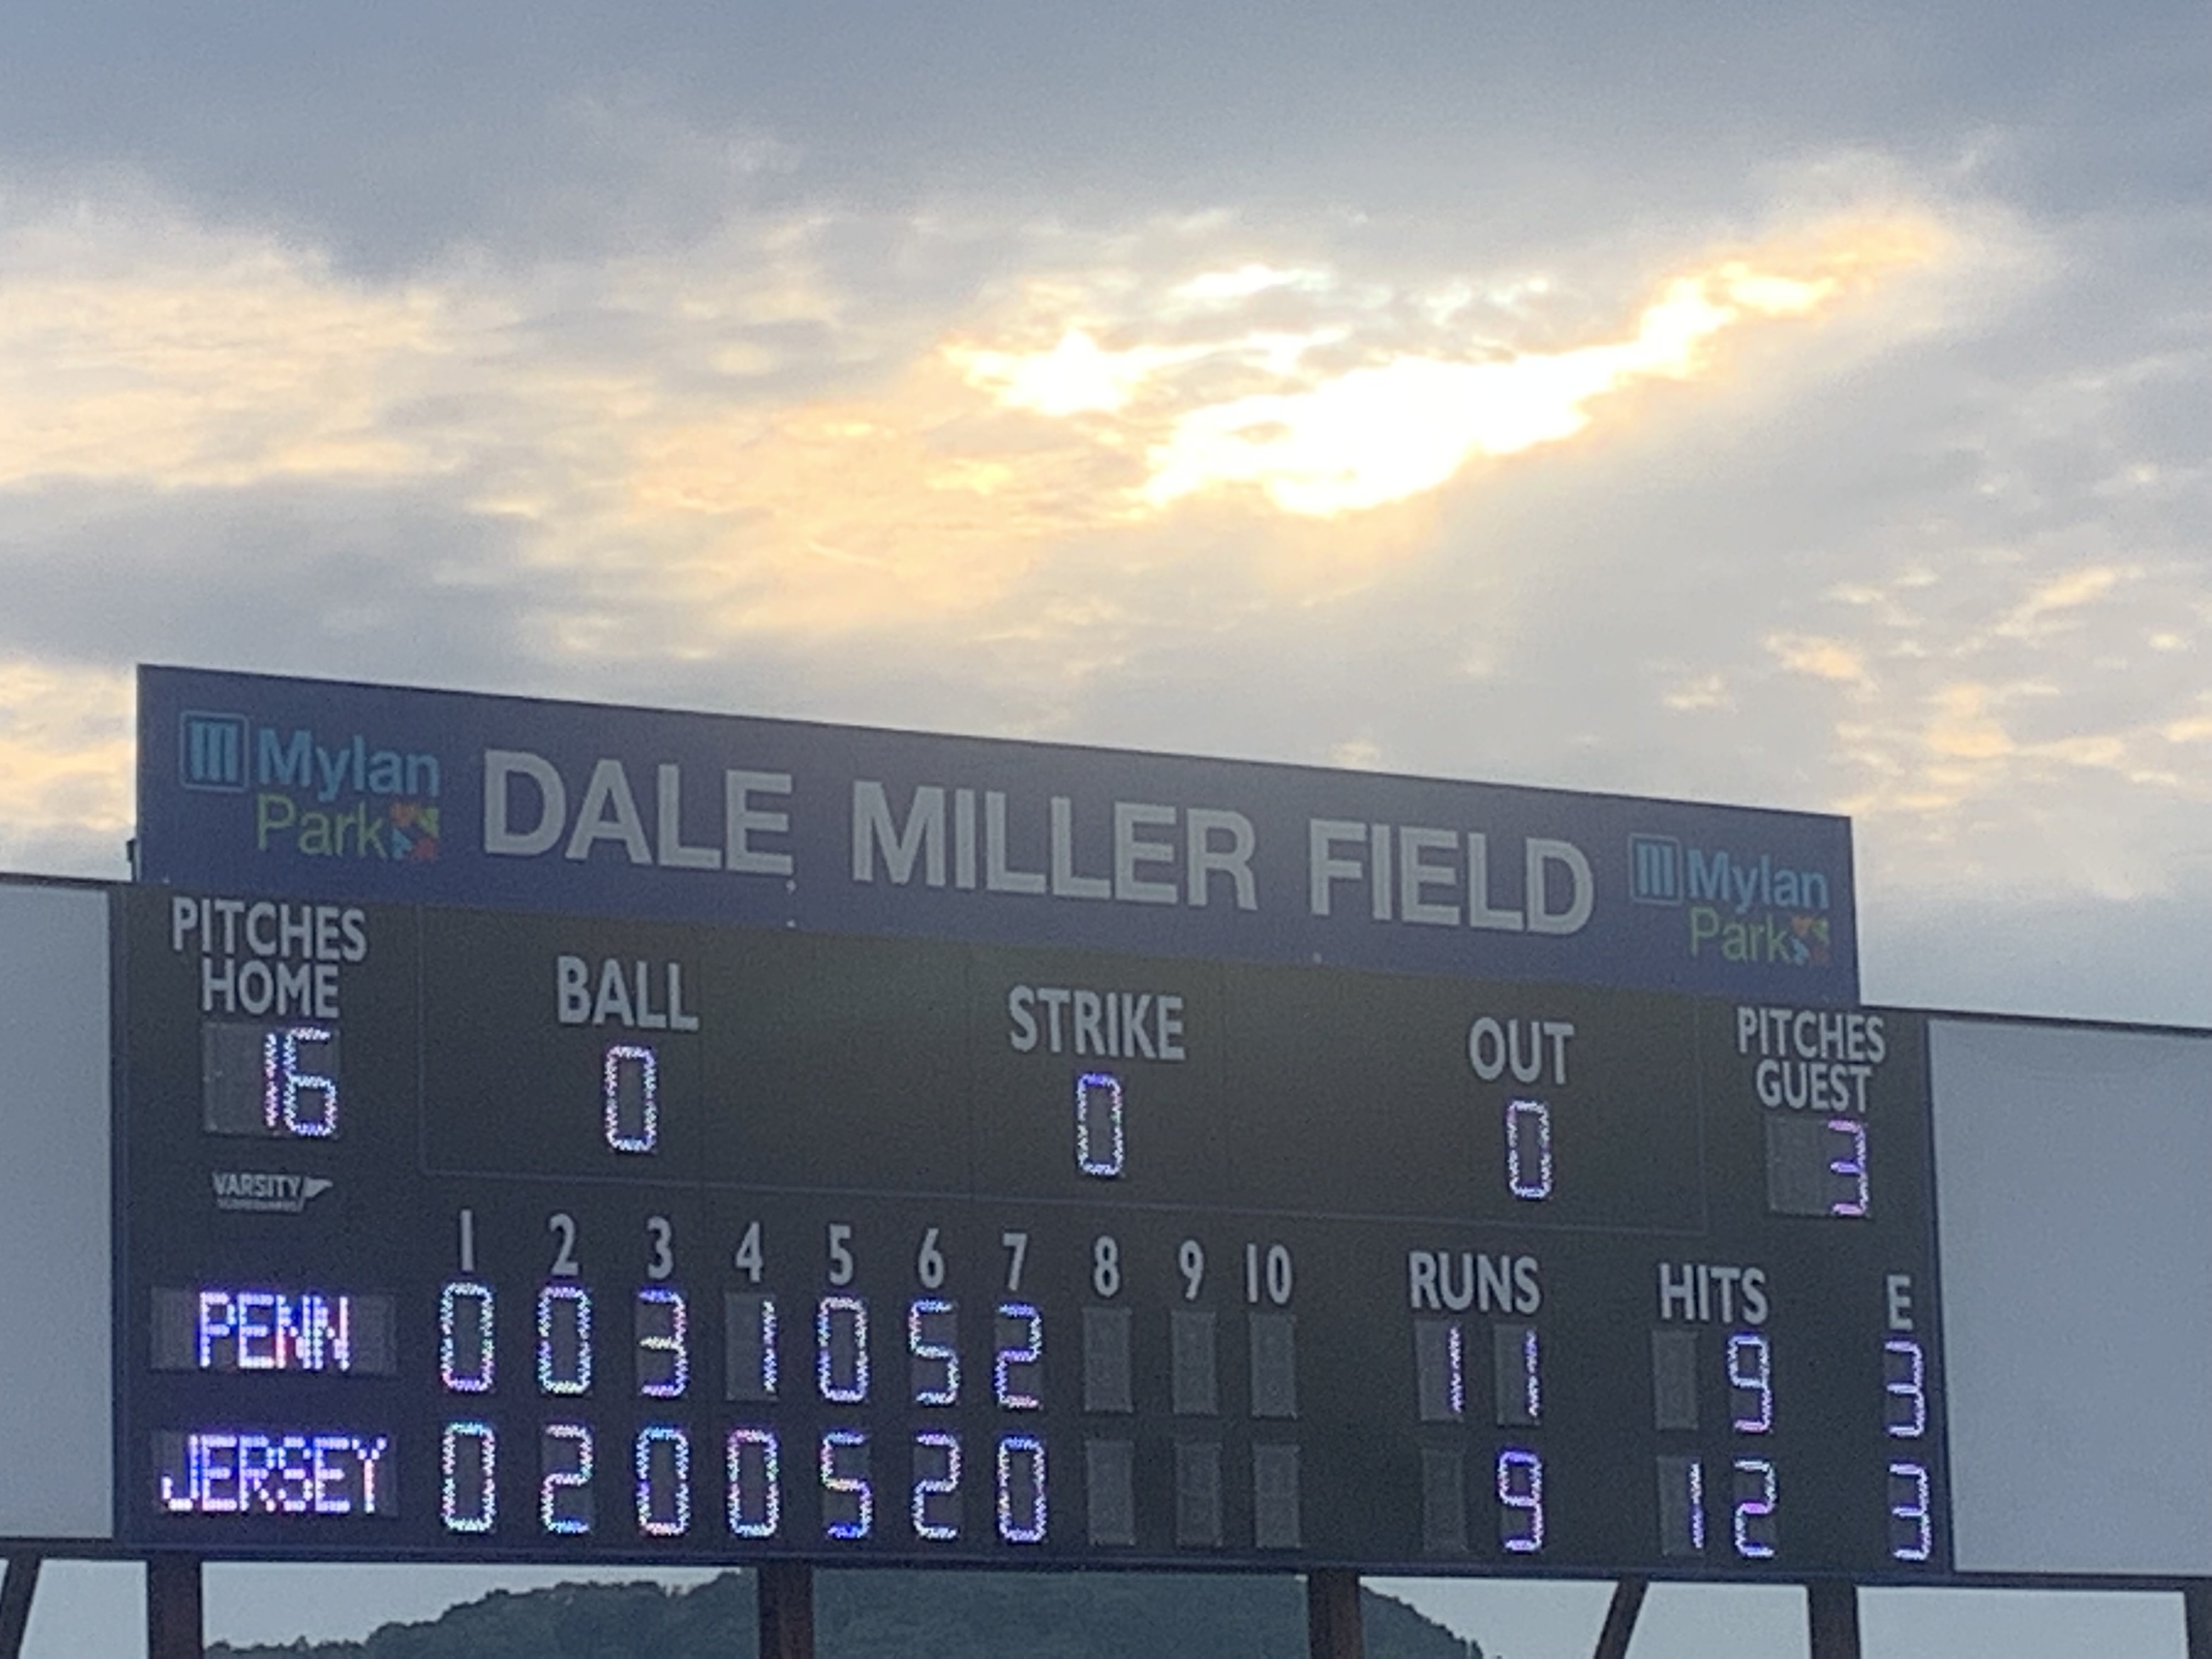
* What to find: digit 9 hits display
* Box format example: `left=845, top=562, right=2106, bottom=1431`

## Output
left=117, top=889, right=1949, bottom=1576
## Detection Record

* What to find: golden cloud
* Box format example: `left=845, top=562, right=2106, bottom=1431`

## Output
left=0, top=196, right=1946, bottom=644
left=1995, top=565, right=2132, bottom=639
left=956, top=217, right=1944, bottom=518
left=0, top=227, right=464, bottom=490
left=0, top=659, right=133, bottom=836
left=1766, top=634, right=1870, bottom=687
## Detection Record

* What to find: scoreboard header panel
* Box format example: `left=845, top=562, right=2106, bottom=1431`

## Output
left=115, top=884, right=1936, bottom=1576
left=136, top=664, right=1860, bottom=1002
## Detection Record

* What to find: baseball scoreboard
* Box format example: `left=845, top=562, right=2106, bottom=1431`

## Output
left=105, top=885, right=1945, bottom=1577
left=3, top=668, right=2208, bottom=1591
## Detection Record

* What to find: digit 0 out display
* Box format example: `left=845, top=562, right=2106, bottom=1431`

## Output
left=115, top=887, right=1948, bottom=1577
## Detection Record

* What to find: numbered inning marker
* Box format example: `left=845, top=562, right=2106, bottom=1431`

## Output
left=725, top=1428, right=781, bottom=1538
left=439, top=1282, right=494, bottom=1393
left=817, top=1296, right=870, bottom=1404
left=634, top=1425, right=691, bottom=1537
left=821, top=1430, right=872, bottom=1539
left=442, top=1421, right=495, bottom=1534
left=635, top=1288, right=688, bottom=1398
left=724, top=1293, right=778, bottom=1403
left=912, top=1432, right=962, bottom=1540
left=539, top=1423, right=594, bottom=1534
left=910, top=1299, right=961, bottom=1405
left=537, top=1285, right=592, bottom=1396
left=997, top=1435, right=1047, bottom=1543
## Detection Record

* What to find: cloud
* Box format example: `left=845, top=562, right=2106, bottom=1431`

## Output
left=0, top=658, right=132, bottom=871
left=949, top=219, right=1943, bottom=518
left=0, top=185, right=1961, bottom=656
left=1774, top=546, right=2212, bottom=904
left=950, top=330, right=1199, bottom=417
left=1995, top=563, right=2131, bottom=638
left=1767, top=635, right=1870, bottom=688
left=0, top=157, right=2205, bottom=979
left=0, top=212, right=460, bottom=490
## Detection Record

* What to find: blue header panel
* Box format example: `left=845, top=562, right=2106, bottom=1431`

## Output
left=137, top=665, right=1857, bottom=1001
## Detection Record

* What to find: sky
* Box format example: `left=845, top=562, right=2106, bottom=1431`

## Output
left=0, top=0, right=2207, bottom=1652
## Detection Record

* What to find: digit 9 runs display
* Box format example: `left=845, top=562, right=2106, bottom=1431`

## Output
left=116, top=888, right=1949, bottom=1576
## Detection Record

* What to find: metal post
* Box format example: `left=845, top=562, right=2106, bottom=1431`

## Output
left=1306, top=1568, right=1364, bottom=1659
left=1805, top=1581, right=1860, bottom=1659
left=1592, top=1577, right=1647, bottom=1659
left=2183, top=1582, right=2212, bottom=1659
left=146, top=1556, right=204, bottom=1659
left=0, top=1556, right=41, bottom=1659
left=757, top=1560, right=814, bottom=1659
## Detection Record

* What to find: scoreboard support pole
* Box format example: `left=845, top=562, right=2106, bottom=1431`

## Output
left=2182, top=1581, right=2212, bottom=1659
left=1804, top=1581, right=1860, bottom=1659
left=1591, top=1577, right=1646, bottom=1659
left=1306, top=1568, right=1364, bottom=1659
left=0, top=1555, right=41, bottom=1659
left=146, top=1555, right=204, bottom=1659
left=758, top=1560, right=815, bottom=1659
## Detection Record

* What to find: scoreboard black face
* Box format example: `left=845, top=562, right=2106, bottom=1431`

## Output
left=114, top=887, right=1948, bottom=1577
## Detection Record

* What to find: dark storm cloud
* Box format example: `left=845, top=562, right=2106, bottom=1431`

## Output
left=4, top=1, right=2202, bottom=271
left=0, top=481, right=541, bottom=681
left=0, top=474, right=881, bottom=744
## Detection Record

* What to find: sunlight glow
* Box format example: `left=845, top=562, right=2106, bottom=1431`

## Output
left=1170, top=265, right=1335, bottom=306
left=0, top=195, right=1944, bottom=651
left=1129, top=227, right=1936, bottom=516
left=949, top=330, right=1194, bottom=417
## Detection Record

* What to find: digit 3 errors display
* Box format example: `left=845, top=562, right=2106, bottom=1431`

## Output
left=114, top=887, right=1944, bottom=1577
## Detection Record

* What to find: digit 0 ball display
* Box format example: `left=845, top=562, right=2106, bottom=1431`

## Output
left=118, top=889, right=1948, bottom=1575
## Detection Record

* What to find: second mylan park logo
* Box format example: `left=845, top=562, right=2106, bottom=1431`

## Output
left=178, top=710, right=442, bottom=862
left=1628, top=833, right=1833, bottom=967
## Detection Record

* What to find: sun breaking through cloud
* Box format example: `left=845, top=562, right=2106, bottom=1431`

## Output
left=0, top=193, right=1953, bottom=648
left=953, top=218, right=1941, bottom=517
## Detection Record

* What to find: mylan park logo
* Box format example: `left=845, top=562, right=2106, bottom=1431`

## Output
left=1628, top=833, right=1831, bottom=967
left=178, top=710, right=442, bottom=863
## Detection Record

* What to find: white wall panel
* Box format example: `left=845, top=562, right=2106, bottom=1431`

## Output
left=0, top=880, right=114, bottom=1540
left=1934, top=1017, right=2212, bottom=1575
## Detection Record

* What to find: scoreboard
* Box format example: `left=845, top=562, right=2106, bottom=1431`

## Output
left=109, top=885, right=1946, bottom=1577
left=0, top=666, right=2183, bottom=1587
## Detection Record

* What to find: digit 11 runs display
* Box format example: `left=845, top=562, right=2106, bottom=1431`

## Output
left=116, top=887, right=1950, bottom=1577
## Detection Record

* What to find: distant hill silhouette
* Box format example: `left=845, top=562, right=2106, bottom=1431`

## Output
left=208, top=1570, right=1485, bottom=1659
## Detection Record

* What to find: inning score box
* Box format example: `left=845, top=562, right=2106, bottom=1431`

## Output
left=112, top=885, right=1943, bottom=1575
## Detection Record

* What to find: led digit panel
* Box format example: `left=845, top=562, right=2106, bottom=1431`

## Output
left=115, top=888, right=1949, bottom=1577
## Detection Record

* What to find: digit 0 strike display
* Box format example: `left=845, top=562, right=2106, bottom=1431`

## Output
left=115, top=888, right=1946, bottom=1576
